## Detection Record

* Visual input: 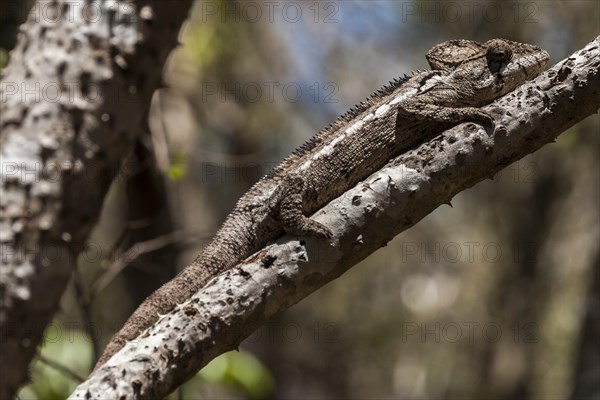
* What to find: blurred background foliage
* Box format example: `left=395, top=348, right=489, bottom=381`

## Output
left=1, top=0, right=597, bottom=399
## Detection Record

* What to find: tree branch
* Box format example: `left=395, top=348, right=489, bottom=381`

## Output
left=70, top=36, right=600, bottom=399
left=0, top=1, right=193, bottom=397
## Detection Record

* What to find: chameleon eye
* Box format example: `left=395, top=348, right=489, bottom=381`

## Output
left=486, top=41, right=513, bottom=73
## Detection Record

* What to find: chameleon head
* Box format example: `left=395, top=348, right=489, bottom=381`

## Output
left=423, top=38, right=550, bottom=108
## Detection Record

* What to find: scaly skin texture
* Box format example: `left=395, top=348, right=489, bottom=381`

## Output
left=96, top=39, right=549, bottom=368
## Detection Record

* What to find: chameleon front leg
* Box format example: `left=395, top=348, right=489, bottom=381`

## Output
left=397, top=100, right=495, bottom=126
left=276, top=174, right=333, bottom=239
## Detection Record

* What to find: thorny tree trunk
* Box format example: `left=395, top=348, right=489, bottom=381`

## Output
left=0, top=0, right=193, bottom=398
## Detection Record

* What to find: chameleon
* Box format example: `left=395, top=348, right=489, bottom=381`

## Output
left=95, top=38, right=549, bottom=367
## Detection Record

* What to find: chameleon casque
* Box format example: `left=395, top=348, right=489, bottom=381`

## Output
left=96, top=38, right=549, bottom=367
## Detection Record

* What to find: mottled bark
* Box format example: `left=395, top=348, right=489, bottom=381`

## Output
left=0, top=0, right=192, bottom=397
left=69, top=37, right=600, bottom=400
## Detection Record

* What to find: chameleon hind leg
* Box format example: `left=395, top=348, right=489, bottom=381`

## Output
left=277, top=174, right=333, bottom=239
